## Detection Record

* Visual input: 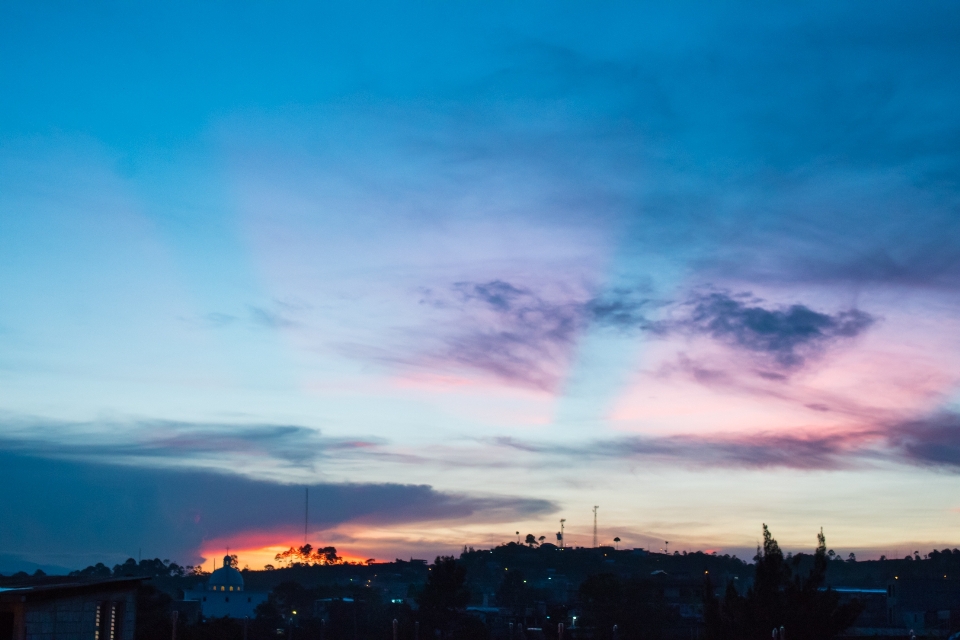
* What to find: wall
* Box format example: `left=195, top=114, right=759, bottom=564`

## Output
left=2, top=589, right=136, bottom=640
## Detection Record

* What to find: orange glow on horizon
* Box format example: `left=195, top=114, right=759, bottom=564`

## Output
left=198, top=542, right=377, bottom=571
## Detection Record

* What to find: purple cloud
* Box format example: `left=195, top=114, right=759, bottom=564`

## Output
left=424, top=280, right=650, bottom=390
left=493, top=411, right=960, bottom=472
left=494, top=432, right=860, bottom=471
left=888, top=413, right=960, bottom=468
left=681, top=291, right=874, bottom=368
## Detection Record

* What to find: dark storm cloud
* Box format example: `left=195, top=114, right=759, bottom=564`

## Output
left=437, top=281, right=650, bottom=390
left=681, top=292, right=874, bottom=368
left=0, top=450, right=556, bottom=569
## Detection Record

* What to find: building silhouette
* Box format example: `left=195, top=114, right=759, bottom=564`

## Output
left=182, top=555, right=268, bottom=620
left=0, top=576, right=141, bottom=640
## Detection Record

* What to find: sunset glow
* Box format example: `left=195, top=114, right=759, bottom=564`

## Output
left=3, top=1, right=960, bottom=574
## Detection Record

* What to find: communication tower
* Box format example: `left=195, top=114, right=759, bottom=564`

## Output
left=593, top=506, right=599, bottom=548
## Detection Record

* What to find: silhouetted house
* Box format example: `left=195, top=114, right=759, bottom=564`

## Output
left=650, top=571, right=705, bottom=621
left=886, top=578, right=960, bottom=634
left=832, top=587, right=888, bottom=635
left=0, top=577, right=140, bottom=640
left=182, top=555, right=267, bottom=620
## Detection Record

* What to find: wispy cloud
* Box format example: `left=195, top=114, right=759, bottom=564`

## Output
left=888, top=413, right=960, bottom=468
left=0, top=416, right=378, bottom=469
left=493, top=432, right=865, bottom=471
left=248, top=305, right=298, bottom=329
left=204, top=312, right=237, bottom=327
left=492, top=410, right=960, bottom=472
left=416, top=280, right=651, bottom=390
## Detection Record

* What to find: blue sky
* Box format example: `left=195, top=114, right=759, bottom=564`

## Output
left=3, top=1, right=960, bottom=571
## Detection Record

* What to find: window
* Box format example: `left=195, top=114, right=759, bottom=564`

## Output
left=96, top=602, right=122, bottom=640
left=95, top=602, right=105, bottom=640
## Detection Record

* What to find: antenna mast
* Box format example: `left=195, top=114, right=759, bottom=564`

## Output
left=304, top=486, right=309, bottom=545
left=593, top=506, right=599, bottom=548
left=560, top=519, right=566, bottom=549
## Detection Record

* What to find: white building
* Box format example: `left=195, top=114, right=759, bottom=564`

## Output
left=183, top=555, right=268, bottom=620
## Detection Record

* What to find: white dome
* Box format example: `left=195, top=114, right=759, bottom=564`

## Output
left=208, top=555, right=244, bottom=591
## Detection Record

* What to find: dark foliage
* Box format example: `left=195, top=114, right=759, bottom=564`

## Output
left=73, top=557, right=190, bottom=579
left=417, top=556, right=487, bottom=640
left=135, top=584, right=175, bottom=640
left=704, top=525, right=864, bottom=640
left=496, top=569, right=532, bottom=614
left=578, top=573, right=672, bottom=640
left=418, top=556, right=471, bottom=615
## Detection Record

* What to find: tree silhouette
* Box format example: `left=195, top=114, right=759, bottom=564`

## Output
left=417, top=556, right=485, bottom=640
left=497, top=569, right=531, bottom=614
left=704, top=525, right=863, bottom=640
left=418, top=556, right=470, bottom=614
left=273, top=544, right=342, bottom=566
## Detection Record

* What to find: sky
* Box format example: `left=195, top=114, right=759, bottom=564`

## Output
left=2, top=1, right=960, bottom=573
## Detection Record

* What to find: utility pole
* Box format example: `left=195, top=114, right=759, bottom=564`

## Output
left=560, top=519, right=566, bottom=549
left=593, top=506, right=599, bottom=548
